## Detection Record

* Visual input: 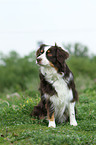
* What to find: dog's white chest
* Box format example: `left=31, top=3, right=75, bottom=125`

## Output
left=41, top=67, right=73, bottom=107
left=51, top=77, right=73, bottom=108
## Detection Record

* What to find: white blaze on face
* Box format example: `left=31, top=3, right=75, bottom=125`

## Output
left=37, top=46, right=51, bottom=66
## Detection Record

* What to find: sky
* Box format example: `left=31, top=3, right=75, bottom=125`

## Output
left=0, top=0, right=96, bottom=56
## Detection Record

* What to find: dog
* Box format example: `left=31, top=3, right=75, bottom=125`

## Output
left=31, top=43, right=78, bottom=128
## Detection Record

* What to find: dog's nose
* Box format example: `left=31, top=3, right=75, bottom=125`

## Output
left=36, top=58, right=42, bottom=64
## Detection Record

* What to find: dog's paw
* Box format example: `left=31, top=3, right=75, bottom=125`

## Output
left=70, top=120, right=77, bottom=126
left=48, top=120, right=56, bottom=128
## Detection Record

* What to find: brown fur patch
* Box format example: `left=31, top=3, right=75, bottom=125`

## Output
left=49, top=62, right=58, bottom=71
left=47, top=110, right=55, bottom=121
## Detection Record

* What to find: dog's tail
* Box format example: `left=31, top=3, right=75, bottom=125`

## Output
left=30, top=100, right=47, bottom=119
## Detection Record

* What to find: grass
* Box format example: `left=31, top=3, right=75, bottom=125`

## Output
left=0, top=87, right=96, bottom=145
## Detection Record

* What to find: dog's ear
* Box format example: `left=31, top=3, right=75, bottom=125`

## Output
left=55, top=43, right=69, bottom=60
left=57, top=47, right=69, bottom=62
left=56, top=46, right=69, bottom=72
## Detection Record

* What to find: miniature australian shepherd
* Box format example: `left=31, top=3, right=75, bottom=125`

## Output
left=31, top=43, right=78, bottom=128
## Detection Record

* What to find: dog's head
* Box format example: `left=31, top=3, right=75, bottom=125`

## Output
left=36, top=44, right=69, bottom=72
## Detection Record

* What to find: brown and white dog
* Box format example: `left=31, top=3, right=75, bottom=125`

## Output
left=31, top=44, right=78, bottom=128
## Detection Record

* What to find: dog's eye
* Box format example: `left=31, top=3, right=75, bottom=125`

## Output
left=47, top=51, right=52, bottom=57
left=40, top=49, right=44, bottom=54
left=47, top=50, right=50, bottom=53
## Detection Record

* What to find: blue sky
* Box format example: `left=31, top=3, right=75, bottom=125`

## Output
left=0, top=0, right=96, bottom=56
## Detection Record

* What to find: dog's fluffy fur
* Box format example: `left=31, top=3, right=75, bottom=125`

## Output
left=31, top=44, right=78, bottom=127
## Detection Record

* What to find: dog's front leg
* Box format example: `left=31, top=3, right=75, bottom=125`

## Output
left=47, top=101, right=56, bottom=128
left=68, top=102, right=77, bottom=126
left=48, top=112, right=56, bottom=128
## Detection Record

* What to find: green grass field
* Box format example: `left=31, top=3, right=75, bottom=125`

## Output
left=0, top=86, right=96, bottom=145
